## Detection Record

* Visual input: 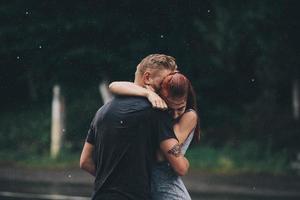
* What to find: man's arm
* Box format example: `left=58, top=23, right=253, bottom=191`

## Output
left=80, top=142, right=96, bottom=176
left=160, top=138, right=189, bottom=176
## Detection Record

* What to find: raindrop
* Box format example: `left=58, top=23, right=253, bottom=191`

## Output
left=68, top=174, right=72, bottom=178
left=39, top=45, right=42, bottom=49
left=253, top=186, right=256, bottom=190
left=160, top=35, right=164, bottom=38
left=17, top=56, right=20, bottom=60
left=207, top=10, right=210, bottom=13
left=251, top=78, right=255, bottom=82
left=25, top=11, right=29, bottom=15
left=62, top=129, right=66, bottom=132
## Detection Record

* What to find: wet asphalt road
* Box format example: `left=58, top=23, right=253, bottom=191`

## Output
left=1, top=167, right=300, bottom=200
left=0, top=180, right=300, bottom=200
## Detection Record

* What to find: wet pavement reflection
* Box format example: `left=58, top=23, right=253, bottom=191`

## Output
left=0, top=180, right=299, bottom=200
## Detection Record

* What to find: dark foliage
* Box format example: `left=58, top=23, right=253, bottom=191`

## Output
left=0, top=0, right=299, bottom=153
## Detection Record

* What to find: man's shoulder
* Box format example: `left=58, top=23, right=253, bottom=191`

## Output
left=151, top=109, right=173, bottom=123
left=153, top=109, right=170, bottom=116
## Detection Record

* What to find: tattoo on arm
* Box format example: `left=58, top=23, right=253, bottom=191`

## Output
left=167, top=144, right=182, bottom=157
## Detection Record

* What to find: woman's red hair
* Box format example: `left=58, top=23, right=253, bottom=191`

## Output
left=159, top=72, right=200, bottom=143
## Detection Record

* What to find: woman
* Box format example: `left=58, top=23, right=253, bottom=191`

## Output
left=109, top=72, right=200, bottom=200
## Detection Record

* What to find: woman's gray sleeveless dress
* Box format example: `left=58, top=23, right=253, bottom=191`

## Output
left=151, top=130, right=194, bottom=200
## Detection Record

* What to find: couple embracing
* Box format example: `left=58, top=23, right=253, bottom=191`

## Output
left=80, top=54, right=200, bottom=200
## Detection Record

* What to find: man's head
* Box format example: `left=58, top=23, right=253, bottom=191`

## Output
left=134, top=54, right=177, bottom=92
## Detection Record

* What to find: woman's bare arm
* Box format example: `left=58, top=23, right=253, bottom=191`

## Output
left=156, top=110, right=198, bottom=162
left=109, top=81, right=149, bottom=97
left=160, top=138, right=190, bottom=176
left=109, top=81, right=167, bottom=109
left=173, top=110, right=198, bottom=144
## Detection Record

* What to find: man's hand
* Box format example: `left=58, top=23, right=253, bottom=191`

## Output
left=160, top=138, right=189, bottom=176
left=145, top=85, right=168, bottom=110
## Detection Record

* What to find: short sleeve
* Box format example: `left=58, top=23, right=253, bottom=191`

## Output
left=155, top=110, right=178, bottom=143
left=86, top=118, right=95, bottom=145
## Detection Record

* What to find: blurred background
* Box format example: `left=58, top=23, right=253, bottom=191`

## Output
left=0, top=0, right=300, bottom=199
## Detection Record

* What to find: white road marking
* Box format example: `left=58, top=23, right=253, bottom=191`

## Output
left=0, top=191, right=90, bottom=200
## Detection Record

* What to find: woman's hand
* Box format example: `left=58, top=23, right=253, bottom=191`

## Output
left=145, top=85, right=168, bottom=110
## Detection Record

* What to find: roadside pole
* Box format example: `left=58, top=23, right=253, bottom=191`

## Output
left=50, top=85, right=65, bottom=159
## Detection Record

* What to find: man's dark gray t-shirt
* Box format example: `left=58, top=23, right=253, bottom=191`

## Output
left=86, top=96, right=176, bottom=200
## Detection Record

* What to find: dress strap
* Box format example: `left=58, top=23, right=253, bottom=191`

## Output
left=185, top=109, right=196, bottom=114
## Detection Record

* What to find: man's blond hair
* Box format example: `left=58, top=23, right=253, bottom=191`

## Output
left=136, top=54, right=177, bottom=75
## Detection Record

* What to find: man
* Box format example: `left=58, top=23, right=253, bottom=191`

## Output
left=80, top=54, right=190, bottom=200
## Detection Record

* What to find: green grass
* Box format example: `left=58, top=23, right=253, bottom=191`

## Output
left=0, top=104, right=51, bottom=155
left=0, top=150, right=80, bottom=169
left=186, top=143, right=290, bottom=175
left=0, top=143, right=291, bottom=175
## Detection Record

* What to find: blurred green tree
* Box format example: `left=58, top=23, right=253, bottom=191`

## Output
left=0, top=0, right=299, bottom=153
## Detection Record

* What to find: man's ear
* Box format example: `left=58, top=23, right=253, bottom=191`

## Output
left=143, top=71, right=152, bottom=86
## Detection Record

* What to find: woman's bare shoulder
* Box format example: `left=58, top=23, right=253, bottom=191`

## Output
left=181, top=109, right=198, bottom=124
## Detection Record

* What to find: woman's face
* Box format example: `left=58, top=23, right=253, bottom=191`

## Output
left=167, top=97, right=187, bottom=119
